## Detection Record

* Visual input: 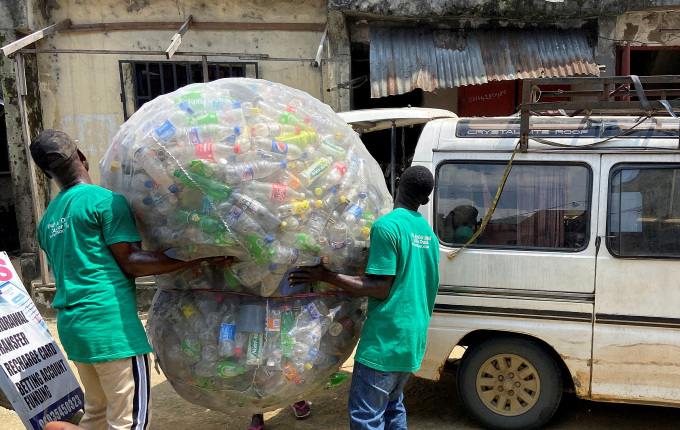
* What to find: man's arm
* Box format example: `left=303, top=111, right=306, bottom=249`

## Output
left=289, top=266, right=394, bottom=300
left=109, top=242, right=232, bottom=278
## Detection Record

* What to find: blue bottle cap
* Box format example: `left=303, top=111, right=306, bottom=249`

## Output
left=164, top=249, right=176, bottom=258
left=144, top=180, right=154, bottom=189
left=265, top=235, right=275, bottom=244
left=233, top=126, right=241, bottom=136
left=178, top=102, right=195, bottom=115
left=268, top=263, right=277, bottom=271
left=359, top=192, right=367, bottom=199
left=142, top=197, right=153, bottom=205
left=233, top=100, right=242, bottom=109
left=168, top=184, right=179, bottom=193
left=301, top=151, right=308, bottom=159
left=225, top=135, right=236, bottom=143
left=280, top=161, right=287, bottom=169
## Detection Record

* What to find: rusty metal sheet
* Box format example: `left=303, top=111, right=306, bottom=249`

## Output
left=369, top=27, right=599, bottom=98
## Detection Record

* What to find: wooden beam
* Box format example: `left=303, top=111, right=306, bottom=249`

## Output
left=202, top=56, right=209, bottom=83
left=62, top=21, right=325, bottom=33
left=0, top=19, right=71, bottom=57
left=166, top=15, right=193, bottom=59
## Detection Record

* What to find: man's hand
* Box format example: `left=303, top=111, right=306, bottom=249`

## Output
left=288, top=265, right=328, bottom=286
left=204, top=256, right=235, bottom=267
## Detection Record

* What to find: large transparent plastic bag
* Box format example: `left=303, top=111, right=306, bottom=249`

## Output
left=100, top=78, right=392, bottom=412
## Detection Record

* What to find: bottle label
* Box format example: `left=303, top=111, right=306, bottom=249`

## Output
left=155, top=120, right=177, bottom=142
left=293, top=201, right=311, bottom=214
left=288, top=249, right=299, bottom=264
left=236, top=195, right=263, bottom=218
left=332, top=161, right=347, bottom=175
left=246, top=332, right=262, bottom=365
left=345, top=204, right=363, bottom=220
left=302, top=159, right=331, bottom=180
left=228, top=206, right=244, bottom=220
left=186, top=127, right=201, bottom=145
left=217, top=361, right=239, bottom=377
left=270, top=140, right=289, bottom=155
left=194, top=142, right=216, bottom=162
left=267, top=317, right=281, bottom=331
left=307, top=347, right=320, bottom=360
left=306, top=302, right=322, bottom=319
left=331, top=240, right=347, bottom=251
left=181, top=339, right=200, bottom=357
left=270, top=183, right=288, bottom=202
left=322, top=140, right=347, bottom=157
left=242, top=167, right=254, bottom=181
left=219, top=323, right=236, bottom=341
left=283, top=362, right=302, bottom=385
left=287, top=174, right=302, bottom=190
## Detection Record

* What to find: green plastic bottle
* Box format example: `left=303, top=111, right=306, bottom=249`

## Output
left=216, top=361, right=246, bottom=378
left=280, top=305, right=295, bottom=357
left=174, top=169, right=233, bottom=201
left=326, top=372, right=348, bottom=389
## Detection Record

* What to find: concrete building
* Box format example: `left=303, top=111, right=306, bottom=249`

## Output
left=1, top=0, right=680, bottom=295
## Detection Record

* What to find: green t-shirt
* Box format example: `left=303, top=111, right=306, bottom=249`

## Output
left=37, top=184, right=151, bottom=363
left=356, top=208, right=440, bottom=372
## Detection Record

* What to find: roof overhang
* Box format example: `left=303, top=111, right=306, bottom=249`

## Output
left=338, top=107, right=457, bottom=132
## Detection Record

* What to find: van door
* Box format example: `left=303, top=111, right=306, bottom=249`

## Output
left=592, top=154, right=680, bottom=404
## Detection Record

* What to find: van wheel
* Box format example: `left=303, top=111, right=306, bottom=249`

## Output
left=457, top=337, right=562, bottom=430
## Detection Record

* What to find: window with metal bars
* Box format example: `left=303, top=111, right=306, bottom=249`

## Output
left=119, top=60, right=258, bottom=120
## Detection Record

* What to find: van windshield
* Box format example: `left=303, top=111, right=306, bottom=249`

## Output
left=455, top=118, right=679, bottom=139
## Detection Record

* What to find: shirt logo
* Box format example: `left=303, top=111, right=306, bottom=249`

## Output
left=410, top=232, right=432, bottom=249
left=47, top=214, right=72, bottom=239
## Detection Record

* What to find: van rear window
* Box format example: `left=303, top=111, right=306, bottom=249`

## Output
left=608, top=164, right=680, bottom=257
left=455, top=118, right=679, bottom=138
left=435, top=162, right=591, bottom=251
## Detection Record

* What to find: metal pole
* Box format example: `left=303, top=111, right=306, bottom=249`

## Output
left=391, top=121, right=396, bottom=197
left=14, top=53, right=49, bottom=285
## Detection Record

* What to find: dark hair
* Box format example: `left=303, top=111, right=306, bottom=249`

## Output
left=398, top=165, right=434, bottom=203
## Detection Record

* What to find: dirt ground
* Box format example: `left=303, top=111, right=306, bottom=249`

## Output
left=3, top=318, right=680, bottom=429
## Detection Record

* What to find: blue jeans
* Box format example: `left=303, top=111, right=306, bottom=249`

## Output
left=348, top=361, right=411, bottom=430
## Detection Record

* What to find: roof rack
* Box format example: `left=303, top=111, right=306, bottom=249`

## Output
left=519, top=75, right=680, bottom=151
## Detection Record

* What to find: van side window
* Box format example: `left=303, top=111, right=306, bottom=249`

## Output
left=435, top=162, right=590, bottom=251
left=608, top=165, right=680, bottom=257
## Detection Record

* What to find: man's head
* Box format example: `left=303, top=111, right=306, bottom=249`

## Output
left=30, top=130, right=88, bottom=182
left=396, top=165, right=434, bottom=208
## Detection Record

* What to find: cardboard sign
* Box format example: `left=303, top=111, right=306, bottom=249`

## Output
left=0, top=252, right=84, bottom=429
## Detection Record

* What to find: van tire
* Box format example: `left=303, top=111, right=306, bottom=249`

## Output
left=457, top=337, right=562, bottom=430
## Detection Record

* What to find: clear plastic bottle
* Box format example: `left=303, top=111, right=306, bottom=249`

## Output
left=312, top=161, right=347, bottom=193
left=254, top=122, right=300, bottom=138
left=149, top=189, right=179, bottom=215
left=220, top=159, right=288, bottom=183
left=265, top=306, right=283, bottom=370
left=280, top=231, right=322, bottom=253
left=269, top=241, right=322, bottom=266
left=343, top=192, right=369, bottom=223
left=298, top=157, right=331, bottom=189
left=133, top=146, right=177, bottom=191
left=275, top=199, right=322, bottom=218
left=329, top=222, right=348, bottom=251
left=175, top=209, right=224, bottom=234
left=244, top=181, right=305, bottom=203
left=319, top=132, right=347, bottom=158
left=252, top=137, right=305, bottom=160
left=278, top=170, right=303, bottom=191
left=219, top=311, right=237, bottom=357
left=227, top=192, right=285, bottom=230
left=225, top=261, right=276, bottom=287
left=281, top=213, right=306, bottom=231
left=280, top=305, right=295, bottom=357
left=234, top=331, right=249, bottom=357
left=130, top=172, right=155, bottom=191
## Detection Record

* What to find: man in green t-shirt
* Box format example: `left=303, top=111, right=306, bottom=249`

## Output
left=289, top=165, right=439, bottom=430
left=30, top=130, right=231, bottom=430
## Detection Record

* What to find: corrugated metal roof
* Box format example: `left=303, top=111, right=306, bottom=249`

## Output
left=369, top=27, right=599, bottom=98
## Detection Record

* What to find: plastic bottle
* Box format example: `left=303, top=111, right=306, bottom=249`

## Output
left=278, top=170, right=303, bottom=191
left=329, top=222, right=348, bottom=251
left=313, top=161, right=347, bottom=194
left=280, top=232, right=322, bottom=253
left=225, top=261, right=276, bottom=287
left=269, top=241, right=322, bottom=266
left=175, top=209, right=224, bottom=234
left=181, top=303, right=208, bottom=333
left=281, top=213, right=306, bottom=231
left=219, top=311, right=237, bottom=357
left=319, top=133, right=347, bottom=158
left=252, top=137, right=305, bottom=160
left=265, top=306, right=283, bottom=370
left=298, top=157, right=331, bottom=189
left=194, top=360, right=245, bottom=378
left=244, top=181, right=305, bottom=203
left=227, top=192, right=285, bottom=230
left=130, top=172, right=155, bottom=192
left=343, top=192, right=369, bottom=223
left=278, top=131, right=317, bottom=149
left=149, top=189, right=179, bottom=215
left=174, top=169, right=233, bottom=201
left=254, top=122, right=300, bottom=138
left=275, top=199, right=322, bottom=218
left=220, top=159, right=288, bottom=183
left=218, top=205, right=270, bottom=242
left=280, top=305, right=295, bottom=357
left=234, top=332, right=249, bottom=357
left=133, top=146, right=177, bottom=191
left=326, top=372, right=349, bottom=389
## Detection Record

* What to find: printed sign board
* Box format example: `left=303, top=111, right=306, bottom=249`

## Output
left=0, top=252, right=84, bottom=429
